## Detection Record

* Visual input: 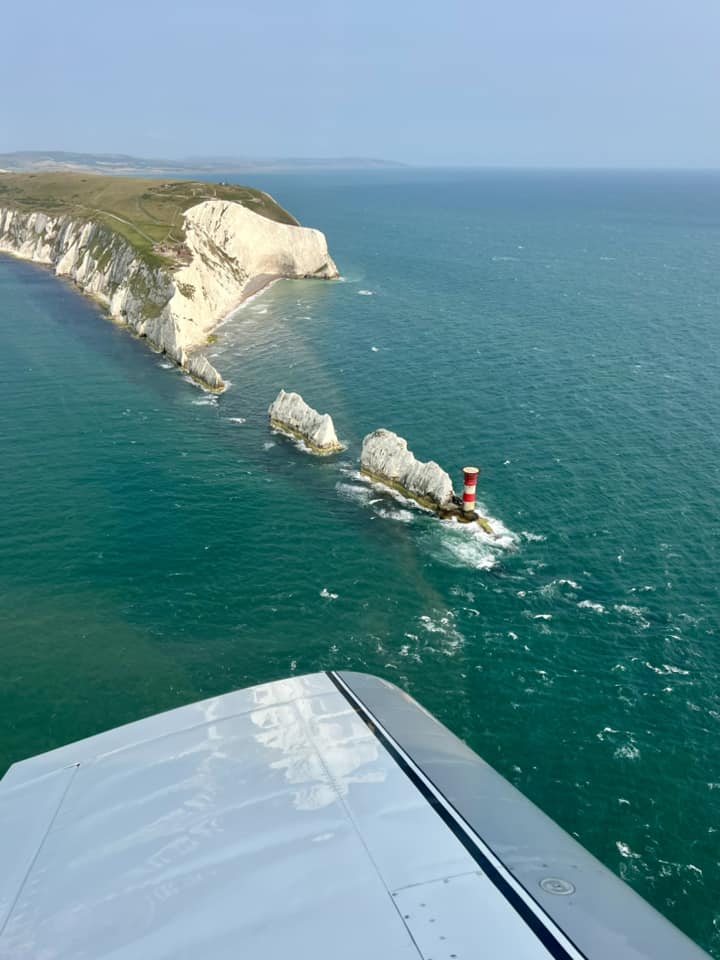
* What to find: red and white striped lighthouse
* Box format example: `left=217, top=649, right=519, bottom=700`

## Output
left=462, top=467, right=480, bottom=513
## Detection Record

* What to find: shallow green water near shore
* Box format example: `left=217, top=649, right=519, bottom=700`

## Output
left=1, top=170, right=719, bottom=953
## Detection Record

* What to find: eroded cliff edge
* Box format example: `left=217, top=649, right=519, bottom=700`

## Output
left=0, top=194, right=337, bottom=391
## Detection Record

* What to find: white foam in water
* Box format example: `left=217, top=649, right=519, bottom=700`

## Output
left=342, top=472, right=517, bottom=572
left=192, top=395, right=218, bottom=405
left=270, top=428, right=314, bottom=456
left=320, top=587, right=339, bottom=600
left=157, top=361, right=174, bottom=369
left=521, top=530, right=546, bottom=542
left=595, top=726, right=620, bottom=741
left=418, top=612, right=465, bottom=654
left=336, top=481, right=373, bottom=506
left=424, top=521, right=501, bottom=571
left=336, top=479, right=414, bottom=524
left=474, top=505, right=517, bottom=549
left=377, top=507, right=414, bottom=523
left=435, top=509, right=516, bottom=568
left=614, top=604, right=650, bottom=629
left=358, top=289, right=374, bottom=296
left=578, top=599, right=606, bottom=613
left=293, top=437, right=314, bottom=455
left=540, top=578, right=580, bottom=598
left=371, top=346, right=380, bottom=352
left=227, top=417, right=246, bottom=424
left=616, top=841, right=641, bottom=859
left=263, top=441, right=276, bottom=450
left=644, top=662, right=690, bottom=676
left=357, top=473, right=434, bottom=514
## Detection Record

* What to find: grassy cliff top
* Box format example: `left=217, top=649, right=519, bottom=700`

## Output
left=0, top=172, right=299, bottom=267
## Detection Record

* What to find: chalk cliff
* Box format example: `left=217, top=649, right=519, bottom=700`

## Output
left=0, top=201, right=338, bottom=391
left=268, top=390, right=343, bottom=454
left=360, top=429, right=455, bottom=509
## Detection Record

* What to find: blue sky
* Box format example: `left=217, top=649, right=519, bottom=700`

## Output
left=2, top=0, right=719, bottom=167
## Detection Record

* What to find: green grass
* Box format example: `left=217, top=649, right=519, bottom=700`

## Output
left=0, top=173, right=299, bottom=267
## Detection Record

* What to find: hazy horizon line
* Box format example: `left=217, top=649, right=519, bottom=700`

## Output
left=2, top=148, right=720, bottom=174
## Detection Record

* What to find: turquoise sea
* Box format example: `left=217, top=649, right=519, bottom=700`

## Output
left=1, top=169, right=718, bottom=953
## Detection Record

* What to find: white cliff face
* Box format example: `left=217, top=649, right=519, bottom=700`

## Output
left=360, top=429, right=455, bottom=509
left=167, top=201, right=338, bottom=358
left=0, top=200, right=337, bottom=391
left=268, top=390, right=342, bottom=454
left=0, top=206, right=189, bottom=370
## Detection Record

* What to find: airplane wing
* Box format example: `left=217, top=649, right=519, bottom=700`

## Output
left=0, top=671, right=710, bottom=959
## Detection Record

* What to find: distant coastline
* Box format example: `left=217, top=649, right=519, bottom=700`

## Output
left=0, top=149, right=406, bottom=177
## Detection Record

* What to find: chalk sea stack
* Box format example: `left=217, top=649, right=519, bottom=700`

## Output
left=268, top=390, right=343, bottom=455
left=360, top=429, right=455, bottom=511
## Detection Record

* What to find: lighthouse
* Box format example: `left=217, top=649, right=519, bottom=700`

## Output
left=462, top=466, right=480, bottom=514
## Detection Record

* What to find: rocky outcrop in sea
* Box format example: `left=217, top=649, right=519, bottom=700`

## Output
left=0, top=201, right=338, bottom=391
left=360, top=429, right=455, bottom=510
left=268, top=390, right=343, bottom=455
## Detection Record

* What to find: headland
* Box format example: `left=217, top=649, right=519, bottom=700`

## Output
left=0, top=172, right=338, bottom=390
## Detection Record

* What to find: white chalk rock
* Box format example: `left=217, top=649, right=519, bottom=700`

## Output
left=360, top=429, right=455, bottom=508
left=0, top=200, right=337, bottom=391
left=268, top=390, right=342, bottom=454
left=169, top=200, right=338, bottom=353
left=182, top=352, right=225, bottom=392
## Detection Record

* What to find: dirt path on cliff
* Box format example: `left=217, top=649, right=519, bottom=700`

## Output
left=96, top=210, right=156, bottom=245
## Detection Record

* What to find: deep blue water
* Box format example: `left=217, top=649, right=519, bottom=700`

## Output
left=1, top=169, right=718, bottom=953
